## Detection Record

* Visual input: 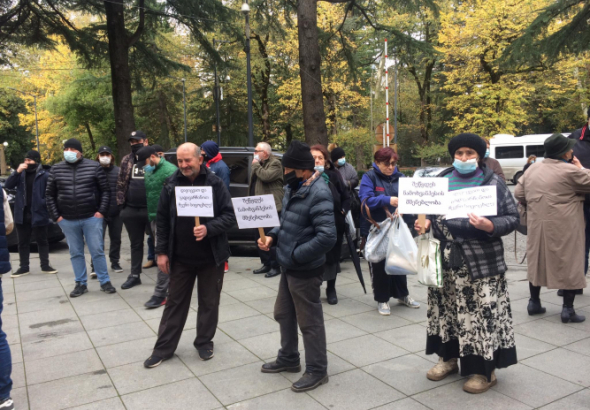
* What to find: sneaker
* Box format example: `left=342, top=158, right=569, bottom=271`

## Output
left=11, top=268, right=29, bottom=278
left=378, top=302, right=390, bottom=316
left=463, top=371, right=497, bottom=394
left=100, top=281, right=117, bottom=294
left=198, top=349, right=214, bottom=361
left=143, top=260, right=156, bottom=269
left=0, top=397, right=14, bottom=410
left=89, top=271, right=97, bottom=279
left=427, top=357, right=459, bottom=381
left=144, top=295, right=166, bottom=309
left=143, top=355, right=171, bottom=369
left=121, top=275, right=141, bottom=289
left=70, top=282, right=88, bottom=298
left=111, top=262, right=123, bottom=272
left=41, top=265, right=58, bottom=274
left=398, top=296, right=420, bottom=309
left=224, top=261, right=229, bottom=273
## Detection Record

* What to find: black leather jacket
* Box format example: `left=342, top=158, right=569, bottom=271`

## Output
left=46, top=158, right=110, bottom=221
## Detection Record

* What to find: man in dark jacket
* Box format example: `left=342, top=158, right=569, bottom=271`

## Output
left=144, top=143, right=236, bottom=368
left=201, top=141, right=230, bottom=189
left=117, top=130, right=150, bottom=290
left=46, top=138, right=116, bottom=297
left=89, top=146, right=123, bottom=277
left=4, top=150, right=57, bottom=277
left=258, top=141, right=336, bottom=393
left=250, top=142, right=284, bottom=278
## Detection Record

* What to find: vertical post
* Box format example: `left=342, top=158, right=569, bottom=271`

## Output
left=384, top=39, right=390, bottom=147
left=214, top=55, right=222, bottom=146
left=370, top=68, right=373, bottom=134
left=244, top=3, right=254, bottom=147
left=394, top=65, right=398, bottom=145
left=34, top=96, right=40, bottom=152
left=0, top=146, right=6, bottom=176
left=182, top=78, right=187, bottom=143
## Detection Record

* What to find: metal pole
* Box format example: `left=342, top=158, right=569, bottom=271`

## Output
left=182, top=78, right=187, bottom=143
left=214, top=61, right=221, bottom=146
left=394, top=65, right=398, bottom=145
left=245, top=10, right=254, bottom=147
left=384, top=39, right=390, bottom=147
left=34, top=96, right=40, bottom=151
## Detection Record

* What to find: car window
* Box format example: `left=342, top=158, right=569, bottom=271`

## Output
left=526, top=145, right=545, bottom=158
left=495, top=146, right=524, bottom=159
left=224, top=154, right=250, bottom=185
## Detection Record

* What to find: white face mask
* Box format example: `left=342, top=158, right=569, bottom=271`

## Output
left=99, top=156, right=111, bottom=165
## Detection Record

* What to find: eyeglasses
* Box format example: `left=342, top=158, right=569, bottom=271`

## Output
left=382, top=161, right=396, bottom=168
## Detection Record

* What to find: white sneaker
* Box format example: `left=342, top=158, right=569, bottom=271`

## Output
left=378, top=302, right=391, bottom=316
left=89, top=271, right=97, bottom=279
left=398, top=296, right=420, bottom=309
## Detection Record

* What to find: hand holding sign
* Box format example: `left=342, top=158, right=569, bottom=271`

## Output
left=231, top=195, right=281, bottom=242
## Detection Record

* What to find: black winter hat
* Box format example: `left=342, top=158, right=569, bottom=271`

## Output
left=448, top=133, right=486, bottom=160
left=544, top=133, right=577, bottom=159
left=64, top=138, right=83, bottom=153
left=25, top=150, right=41, bottom=163
left=330, top=147, right=346, bottom=163
left=129, top=130, right=147, bottom=141
left=282, top=141, right=315, bottom=170
left=137, top=146, right=157, bottom=162
left=97, top=146, right=112, bottom=155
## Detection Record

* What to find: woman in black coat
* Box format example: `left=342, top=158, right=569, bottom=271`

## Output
left=311, top=144, right=351, bottom=305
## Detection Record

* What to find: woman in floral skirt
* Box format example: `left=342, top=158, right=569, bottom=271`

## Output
left=414, top=133, right=519, bottom=394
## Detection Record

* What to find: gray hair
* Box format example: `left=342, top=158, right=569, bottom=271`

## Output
left=177, top=142, right=201, bottom=158
left=256, top=142, right=272, bottom=156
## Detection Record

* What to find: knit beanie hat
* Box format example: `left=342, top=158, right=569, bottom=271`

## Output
left=282, top=141, right=315, bottom=170
left=64, top=138, right=83, bottom=153
left=25, top=150, right=41, bottom=163
left=448, top=133, right=486, bottom=159
left=137, top=146, right=157, bottom=162
left=330, top=147, right=346, bottom=163
left=201, top=141, right=219, bottom=159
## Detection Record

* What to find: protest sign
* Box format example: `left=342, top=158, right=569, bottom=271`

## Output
left=231, top=195, right=280, bottom=241
left=398, top=178, right=448, bottom=234
left=446, top=186, right=497, bottom=219
left=175, top=186, right=214, bottom=225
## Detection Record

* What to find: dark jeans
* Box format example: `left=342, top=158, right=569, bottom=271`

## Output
left=256, top=227, right=279, bottom=268
left=369, top=260, right=409, bottom=303
left=16, top=214, right=49, bottom=270
left=103, top=216, right=122, bottom=265
left=274, top=273, right=327, bottom=375
left=152, top=261, right=224, bottom=357
left=0, top=277, right=12, bottom=400
left=121, top=206, right=150, bottom=276
left=585, top=203, right=590, bottom=275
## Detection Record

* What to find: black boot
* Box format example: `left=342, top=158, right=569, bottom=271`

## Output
left=326, top=279, right=338, bottom=305
left=527, top=298, right=546, bottom=315
left=561, top=306, right=586, bottom=323
left=291, top=372, right=329, bottom=392
left=253, top=265, right=271, bottom=274
left=265, top=267, right=281, bottom=278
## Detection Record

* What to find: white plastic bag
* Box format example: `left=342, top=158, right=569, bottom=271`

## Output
left=385, top=215, right=418, bottom=275
left=364, top=217, right=394, bottom=263
left=416, top=231, right=443, bottom=287
left=345, top=211, right=356, bottom=240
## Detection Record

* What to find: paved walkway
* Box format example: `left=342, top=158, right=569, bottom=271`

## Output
left=2, top=233, right=590, bottom=410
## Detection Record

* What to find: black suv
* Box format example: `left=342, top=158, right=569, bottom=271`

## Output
left=164, top=146, right=283, bottom=246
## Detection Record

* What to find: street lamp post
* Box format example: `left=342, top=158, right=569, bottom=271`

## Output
left=182, top=78, right=187, bottom=143
left=241, top=1, right=254, bottom=148
left=8, top=88, right=40, bottom=152
left=213, top=39, right=230, bottom=147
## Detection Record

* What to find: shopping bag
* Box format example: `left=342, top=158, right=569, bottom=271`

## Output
left=345, top=210, right=357, bottom=240
left=416, top=231, right=443, bottom=287
left=364, top=217, right=393, bottom=263
left=385, top=215, right=418, bottom=275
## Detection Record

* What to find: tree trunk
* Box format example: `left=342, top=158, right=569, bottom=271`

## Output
left=85, top=123, right=96, bottom=151
left=104, top=0, right=136, bottom=161
left=298, top=0, right=328, bottom=146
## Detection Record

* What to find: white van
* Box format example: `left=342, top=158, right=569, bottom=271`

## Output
left=489, top=133, right=569, bottom=184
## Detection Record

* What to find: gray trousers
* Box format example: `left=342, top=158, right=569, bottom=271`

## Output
left=151, top=221, right=169, bottom=298
left=274, top=273, right=327, bottom=375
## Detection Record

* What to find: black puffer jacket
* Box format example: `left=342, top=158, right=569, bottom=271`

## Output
left=102, top=165, right=120, bottom=217
left=268, top=172, right=336, bottom=278
left=46, top=158, right=110, bottom=221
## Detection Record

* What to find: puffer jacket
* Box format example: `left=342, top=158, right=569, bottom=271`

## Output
left=103, top=165, right=120, bottom=218
left=267, top=172, right=336, bottom=278
left=46, top=158, right=110, bottom=221
left=145, top=157, right=177, bottom=222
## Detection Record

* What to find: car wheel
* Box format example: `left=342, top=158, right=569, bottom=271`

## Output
left=513, top=171, right=523, bottom=185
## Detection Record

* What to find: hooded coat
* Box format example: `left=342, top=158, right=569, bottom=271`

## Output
left=515, top=159, right=590, bottom=290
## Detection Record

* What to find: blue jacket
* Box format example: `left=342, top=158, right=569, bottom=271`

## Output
left=268, top=172, right=336, bottom=278
left=359, top=163, right=415, bottom=237
left=0, top=189, right=11, bottom=274
left=208, top=160, right=230, bottom=190
left=4, top=164, right=51, bottom=226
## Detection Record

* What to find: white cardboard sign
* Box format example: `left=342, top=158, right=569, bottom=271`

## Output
left=398, top=178, right=449, bottom=215
left=175, top=186, right=214, bottom=217
left=446, top=186, right=497, bottom=219
left=231, top=195, right=281, bottom=229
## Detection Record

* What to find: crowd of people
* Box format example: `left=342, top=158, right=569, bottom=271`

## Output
left=1, top=112, right=590, bottom=408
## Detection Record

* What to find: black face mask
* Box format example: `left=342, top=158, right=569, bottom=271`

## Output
left=26, top=163, right=37, bottom=172
left=284, top=171, right=302, bottom=190
left=131, top=143, right=143, bottom=154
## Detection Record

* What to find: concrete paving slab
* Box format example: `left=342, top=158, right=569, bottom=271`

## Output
left=374, top=324, right=427, bottom=353
left=87, top=320, right=155, bottom=347
left=328, top=334, right=408, bottom=367
left=95, top=336, right=158, bottom=369
left=522, top=348, right=590, bottom=387
left=217, top=314, right=278, bottom=340
left=25, top=349, right=103, bottom=385
left=226, top=388, right=325, bottom=410
left=538, top=389, right=590, bottom=410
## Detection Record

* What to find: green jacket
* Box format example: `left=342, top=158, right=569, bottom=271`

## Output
left=145, top=158, right=177, bottom=222
left=249, top=155, right=284, bottom=212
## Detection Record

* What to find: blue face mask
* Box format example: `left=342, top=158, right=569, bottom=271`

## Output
left=485, top=149, right=490, bottom=158
left=143, top=163, right=155, bottom=174
left=337, top=158, right=346, bottom=166
left=453, top=158, right=478, bottom=174
left=64, top=151, right=78, bottom=163
left=314, top=165, right=324, bottom=173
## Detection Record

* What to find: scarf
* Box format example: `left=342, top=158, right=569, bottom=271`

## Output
left=579, top=125, right=588, bottom=141
left=206, top=152, right=223, bottom=168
